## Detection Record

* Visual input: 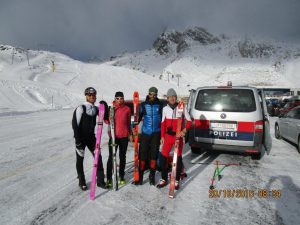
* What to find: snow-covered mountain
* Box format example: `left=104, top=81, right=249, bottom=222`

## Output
left=0, top=45, right=178, bottom=113
left=112, top=26, right=300, bottom=89
left=1, top=26, right=300, bottom=113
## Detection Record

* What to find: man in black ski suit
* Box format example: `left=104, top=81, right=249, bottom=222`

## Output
left=72, top=87, right=108, bottom=190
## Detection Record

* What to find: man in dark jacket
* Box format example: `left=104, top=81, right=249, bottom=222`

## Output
left=106, top=91, right=132, bottom=188
left=137, top=87, right=163, bottom=185
left=72, top=87, right=107, bottom=191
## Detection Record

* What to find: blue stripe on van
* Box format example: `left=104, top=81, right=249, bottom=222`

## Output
left=194, top=129, right=254, bottom=141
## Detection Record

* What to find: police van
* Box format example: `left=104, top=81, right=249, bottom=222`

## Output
left=187, top=83, right=272, bottom=160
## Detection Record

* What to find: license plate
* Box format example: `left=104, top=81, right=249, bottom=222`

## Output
left=210, top=122, right=237, bottom=131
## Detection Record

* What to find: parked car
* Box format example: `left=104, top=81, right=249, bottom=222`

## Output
left=279, top=96, right=300, bottom=116
left=275, top=106, right=300, bottom=153
left=187, top=84, right=272, bottom=160
left=267, top=102, right=281, bottom=117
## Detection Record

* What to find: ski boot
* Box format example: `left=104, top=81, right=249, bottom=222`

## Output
left=119, top=177, right=126, bottom=185
left=106, top=179, right=113, bottom=189
left=97, top=180, right=107, bottom=189
left=156, top=179, right=168, bottom=188
left=78, top=174, right=87, bottom=191
left=138, top=170, right=144, bottom=185
left=149, top=169, right=155, bottom=186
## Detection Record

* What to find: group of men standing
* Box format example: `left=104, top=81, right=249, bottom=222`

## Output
left=72, top=86, right=191, bottom=191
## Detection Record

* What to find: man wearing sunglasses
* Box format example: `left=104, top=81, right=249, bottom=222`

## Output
left=106, top=91, right=132, bottom=188
left=137, top=87, right=163, bottom=185
left=72, top=87, right=107, bottom=191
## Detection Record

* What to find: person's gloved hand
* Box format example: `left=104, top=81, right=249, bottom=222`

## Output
left=160, top=137, right=164, bottom=146
left=76, top=142, right=84, bottom=150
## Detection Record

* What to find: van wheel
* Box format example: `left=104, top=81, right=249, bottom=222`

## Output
left=275, top=124, right=281, bottom=139
left=251, top=153, right=262, bottom=160
left=251, top=146, right=265, bottom=160
left=191, top=147, right=203, bottom=154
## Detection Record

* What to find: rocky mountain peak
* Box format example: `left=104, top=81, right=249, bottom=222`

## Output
left=153, top=26, right=220, bottom=55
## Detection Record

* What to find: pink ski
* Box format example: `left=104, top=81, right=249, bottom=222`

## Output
left=90, top=103, right=105, bottom=200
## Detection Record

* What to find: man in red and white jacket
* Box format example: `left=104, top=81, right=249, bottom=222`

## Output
left=157, top=88, right=192, bottom=189
left=106, top=91, right=133, bottom=187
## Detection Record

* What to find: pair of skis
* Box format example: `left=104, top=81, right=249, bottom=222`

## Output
left=88, top=100, right=122, bottom=200
left=89, top=103, right=105, bottom=201
left=109, top=103, right=119, bottom=191
left=89, top=100, right=122, bottom=200
left=168, top=101, right=184, bottom=199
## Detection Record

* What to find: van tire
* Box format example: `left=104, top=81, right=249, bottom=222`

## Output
left=275, top=124, right=281, bottom=139
left=251, top=153, right=262, bottom=160
left=191, top=147, right=203, bottom=154
left=251, top=146, right=265, bottom=160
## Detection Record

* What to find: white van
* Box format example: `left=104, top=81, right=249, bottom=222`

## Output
left=187, top=84, right=272, bottom=160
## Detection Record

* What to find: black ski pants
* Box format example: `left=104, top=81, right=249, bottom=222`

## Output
left=139, top=132, right=160, bottom=171
left=160, top=155, right=183, bottom=182
left=75, top=136, right=105, bottom=182
left=106, top=137, right=129, bottom=180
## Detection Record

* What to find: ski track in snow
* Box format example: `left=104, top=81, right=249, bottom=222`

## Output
left=0, top=110, right=300, bottom=225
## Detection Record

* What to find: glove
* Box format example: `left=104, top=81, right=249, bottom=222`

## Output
left=160, top=138, right=164, bottom=146
left=76, top=142, right=84, bottom=150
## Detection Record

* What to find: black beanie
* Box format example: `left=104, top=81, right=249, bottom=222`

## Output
left=115, top=91, right=124, bottom=98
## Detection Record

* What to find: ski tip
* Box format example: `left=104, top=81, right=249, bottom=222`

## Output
left=99, top=103, right=105, bottom=111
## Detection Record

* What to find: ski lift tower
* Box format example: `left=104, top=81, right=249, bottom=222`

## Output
left=176, top=74, right=182, bottom=87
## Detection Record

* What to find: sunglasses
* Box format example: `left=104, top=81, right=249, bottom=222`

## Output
left=87, top=93, right=96, bottom=97
left=115, top=97, right=124, bottom=100
left=148, top=92, right=157, bottom=97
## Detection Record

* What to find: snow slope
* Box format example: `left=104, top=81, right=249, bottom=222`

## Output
left=1, top=28, right=300, bottom=114
left=0, top=45, right=179, bottom=113
left=1, top=109, right=300, bottom=225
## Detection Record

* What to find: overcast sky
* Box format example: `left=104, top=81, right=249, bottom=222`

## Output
left=0, top=0, right=299, bottom=60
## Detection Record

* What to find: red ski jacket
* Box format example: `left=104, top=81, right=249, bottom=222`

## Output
left=110, top=103, right=132, bottom=138
left=161, top=104, right=192, bottom=138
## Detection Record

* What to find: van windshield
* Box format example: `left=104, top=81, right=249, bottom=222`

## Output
left=195, top=89, right=256, bottom=112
